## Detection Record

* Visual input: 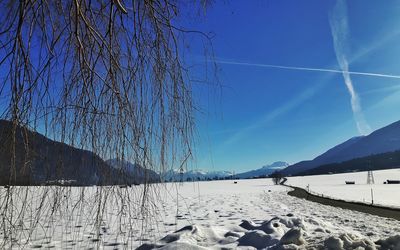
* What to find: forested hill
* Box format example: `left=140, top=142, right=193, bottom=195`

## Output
left=0, top=120, right=159, bottom=186
left=297, top=150, right=400, bottom=176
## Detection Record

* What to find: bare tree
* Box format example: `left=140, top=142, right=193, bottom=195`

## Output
left=270, top=171, right=283, bottom=185
left=0, top=0, right=215, bottom=248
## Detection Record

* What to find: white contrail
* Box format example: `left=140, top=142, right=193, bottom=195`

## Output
left=214, top=60, right=400, bottom=80
left=330, top=0, right=371, bottom=135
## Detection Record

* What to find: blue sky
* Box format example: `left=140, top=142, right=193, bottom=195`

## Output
left=2, top=1, right=400, bottom=173
left=186, top=0, right=400, bottom=172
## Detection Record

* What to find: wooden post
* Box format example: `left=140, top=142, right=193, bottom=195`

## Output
left=371, top=188, right=374, bottom=205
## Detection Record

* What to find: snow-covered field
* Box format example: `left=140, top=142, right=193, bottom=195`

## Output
left=287, top=168, right=400, bottom=208
left=1, top=178, right=400, bottom=249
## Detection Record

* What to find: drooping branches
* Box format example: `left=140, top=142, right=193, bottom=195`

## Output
left=0, top=1, right=215, bottom=247
left=0, top=0, right=214, bottom=179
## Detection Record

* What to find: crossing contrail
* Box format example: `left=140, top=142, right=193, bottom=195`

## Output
left=214, top=60, right=400, bottom=80
left=330, top=0, right=371, bottom=135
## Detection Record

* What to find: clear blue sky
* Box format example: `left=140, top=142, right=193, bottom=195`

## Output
left=2, top=1, right=400, bottom=173
left=185, top=0, right=400, bottom=172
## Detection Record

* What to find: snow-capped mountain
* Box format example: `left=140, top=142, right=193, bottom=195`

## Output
left=163, top=162, right=289, bottom=181
left=163, top=169, right=233, bottom=181
left=235, top=161, right=289, bottom=179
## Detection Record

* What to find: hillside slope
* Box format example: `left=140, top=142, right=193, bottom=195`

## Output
left=282, top=120, right=400, bottom=175
left=106, top=159, right=160, bottom=184
left=236, top=161, right=289, bottom=179
left=0, top=120, right=143, bottom=185
left=298, top=150, right=400, bottom=176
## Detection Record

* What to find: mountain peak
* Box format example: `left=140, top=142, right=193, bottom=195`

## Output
left=163, top=168, right=232, bottom=181
left=236, top=161, right=288, bottom=179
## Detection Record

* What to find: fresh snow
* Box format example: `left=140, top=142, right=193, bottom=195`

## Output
left=1, top=176, right=400, bottom=249
left=287, top=168, right=400, bottom=208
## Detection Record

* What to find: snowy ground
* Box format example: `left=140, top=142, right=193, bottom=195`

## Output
left=1, top=178, right=400, bottom=249
left=286, top=168, right=400, bottom=208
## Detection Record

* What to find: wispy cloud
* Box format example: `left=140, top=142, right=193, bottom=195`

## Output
left=360, top=84, right=400, bottom=96
left=214, top=60, right=400, bottom=80
left=220, top=81, right=327, bottom=148
left=212, top=53, right=400, bottom=144
left=330, top=0, right=371, bottom=135
left=205, top=11, right=400, bottom=152
left=212, top=57, right=400, bottom=148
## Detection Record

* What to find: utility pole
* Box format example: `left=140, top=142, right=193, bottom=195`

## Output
left=371, top=188, right=374, bottom=205
left=367, top=170, right=375, bottom=184
left=367, top=160, right=374, bottom=184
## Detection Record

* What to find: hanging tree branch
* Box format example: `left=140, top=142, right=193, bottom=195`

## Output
left=0, top=0, right=215, bottom=179
left=0, top=1, right=217, bottom=247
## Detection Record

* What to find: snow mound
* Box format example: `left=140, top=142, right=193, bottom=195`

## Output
left=280, top=228, right=305, bottom=246
left=375, top=235, right=400, bottom=250
left=138, top=212, right=400, bottom=250
left=138, top=215, right=308, bottom=249
left=237, top=230, right=280, bottom=249
left=324, top=233, right=376, bottom=250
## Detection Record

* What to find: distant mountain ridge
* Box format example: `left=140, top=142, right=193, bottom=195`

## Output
left=163, top=161, right=290, bottom=181
left=106, top=159, right=160, bottom=184
left=0, top=119, right=159, bottom=185
left=163, top=169, right=232, bottom=181
left=281, top=120, right=400, bottom=176
left=298, top=149, right=400, bottom=176
left=236, top=161, right=289, bottom=179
